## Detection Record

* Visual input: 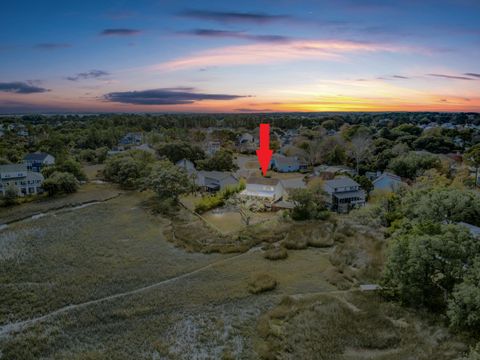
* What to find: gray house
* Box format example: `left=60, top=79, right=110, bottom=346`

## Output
left=176, top=159, right=197, bottom=175
left=323, top=177, right=365, bottom=213
left=0, top=164, right=44, bottom=196
left=119, top=132, right=143, bottom=146
left=23, top=152, right=55, bottom=172
left=196, top=171, right=238, bottom=192
left=372, top=172, right=404, bottom=192
left=270, top=154, right=306, bottom=173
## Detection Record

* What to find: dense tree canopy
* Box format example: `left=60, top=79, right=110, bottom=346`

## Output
left=147, top=160, right=192, bottom=200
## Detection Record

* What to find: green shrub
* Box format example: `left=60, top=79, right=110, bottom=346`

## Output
left=2, top=184, right=18, bottom=206
left=42, top=171, right=78, bottom=196
left=195, top=195, right=225, bottom=213
left=194, top=180, right=245, bottom=213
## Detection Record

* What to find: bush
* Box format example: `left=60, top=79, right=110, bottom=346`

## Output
left=2, top=184, right=18, bottom=206
left=104, top=150, right=154, bottom=189
left=196, top=149, right=237, bottom=171
left=283, top=233, right=308, bottom=250
left=290, top=182, right=329, bottom=221
left=195, top=195, right=224, bottom=213
left=194, top=180, right=245, bottom=213
left=42, top=171, right=78, bottom=196
left=263, top=246, right=288, bottom=260
left=387, top=151, right=441, bottom=179
left=248, top=273, right=277, bottom=294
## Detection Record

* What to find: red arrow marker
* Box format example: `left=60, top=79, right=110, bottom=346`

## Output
left=256, top=123, right=273, bottom=176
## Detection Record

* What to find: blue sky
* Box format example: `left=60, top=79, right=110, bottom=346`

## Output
left=1, top=0, right=479, bottom=113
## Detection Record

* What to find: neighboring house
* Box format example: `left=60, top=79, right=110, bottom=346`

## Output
left=176, top=159, right=197, bottom=175
left=107, top=146, right=125, bottom=157
left=314, top=165, right=355, bottom=179
left=453, top=136, right=465, bottom=148
left=0, top=164, right=44, bottom=196
left=280, top=177, right=307, bottom=193
left=241, top=177, right=285, bottom=201
left=271, top=154, right=305, bottom=173
left=119, top=132, right=143, bottom=146
left=205, top=141, right=221, bottom=156
left=237, top=133, right=258, bottom=153
left=323, top=177, right=366, bottom=213
left=132, top=143, right=155, bottom=154
left=372, top=172, right=404, bottom=192
left=458, top=222, right=480, bottom=238
left=238, top=133, right=254, bottom=145
left=365, top=171, right=382, bottom=181
left=196, top=171, right=238, bottom=192
left=23, top=152, right=55, bottom=172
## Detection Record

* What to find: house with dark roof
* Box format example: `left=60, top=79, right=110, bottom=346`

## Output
left=119, top=132, right=143, bottom=146
left=372, top=172, right=404, bottom=192
left=323, top=177, right=365, bottom=213
left=23, top=152, right=55, bottom=172
left=241, top=177, right=285, bottom=201
left=270, top=154, right=306, bottom=173
left=196, top=171, right=238, bottom=192
left=0, top=164, right=44, bottom=196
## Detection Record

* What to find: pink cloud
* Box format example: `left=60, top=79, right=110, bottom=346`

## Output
left=148, top=39, right=418, bottom=72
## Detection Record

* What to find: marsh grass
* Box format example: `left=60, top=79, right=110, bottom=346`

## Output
left=263, top=246, right=288, bottom=261
left=256, top=292, right=469, bottom=360
left=248, top=274, right=278, bottom=294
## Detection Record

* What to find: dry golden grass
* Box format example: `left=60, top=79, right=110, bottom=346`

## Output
left=255, top=292, right=469, bottom=360
left=263, top=246, right=288, bottom=261
left=248, top=273, right=278, bottom=294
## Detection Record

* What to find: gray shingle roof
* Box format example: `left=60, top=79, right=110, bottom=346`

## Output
left=0, top=164, right=27, bottom=173
left=247, top=177, right=280, bottom=186
left=199, top=171, right=236, bottom=181
left=272, top=154, right=300, bottom=167
left=23, top=152, right=51, bottom=161
left=325, top=177, right=360, bottom=188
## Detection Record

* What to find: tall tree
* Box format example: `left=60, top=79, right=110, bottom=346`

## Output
left=348, top=133, right=373, bottom=174
left=147, top=160, right=192, bottom=201
left=465, top=144, right=480, bottom=187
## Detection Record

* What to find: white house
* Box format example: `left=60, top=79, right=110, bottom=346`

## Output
left=0, top=164, right=44, bottom=196
left=241, top=177, right=285, bottom=201
left=372, top=172, right=404, bottom=192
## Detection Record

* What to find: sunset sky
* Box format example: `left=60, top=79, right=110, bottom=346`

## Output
left=1, top=0, right=480, bottom=113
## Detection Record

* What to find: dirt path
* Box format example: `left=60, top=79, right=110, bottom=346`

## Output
left=0, top=247, right=262, bottom=338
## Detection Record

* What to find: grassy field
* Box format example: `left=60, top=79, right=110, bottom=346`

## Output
left=0, top=187, right=471, bottom=359
left=256, top=291, right=469, bottom=360
left=0, top=183, right=121, bottom=225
